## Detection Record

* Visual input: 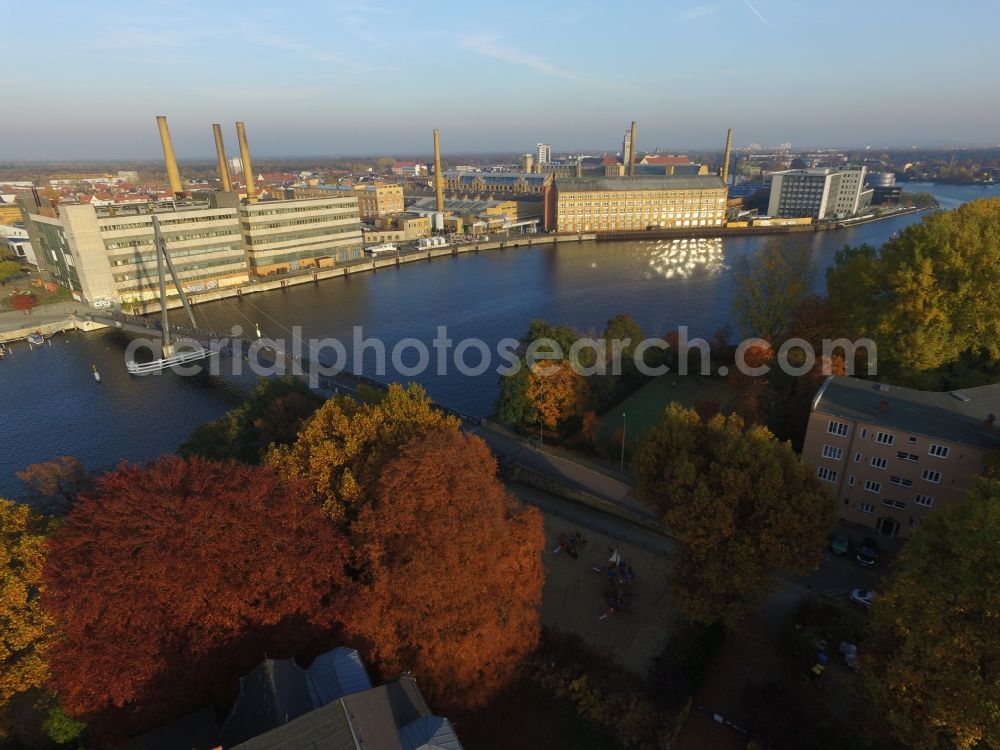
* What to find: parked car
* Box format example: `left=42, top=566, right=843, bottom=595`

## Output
left=851, top=589, right=874, bottom=608
left=830, top=532, right=851, bottom=555
left=856, top=537, right=879, bottom=568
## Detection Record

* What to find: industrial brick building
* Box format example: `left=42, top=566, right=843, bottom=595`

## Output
left=802, top=375, right=1000, bottom=538
left=552, top=175, right=728, bottom=232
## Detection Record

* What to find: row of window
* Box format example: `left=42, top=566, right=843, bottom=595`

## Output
left=816, top=468, right=941, bottom=488
left=825, top=421, right=950, bottom=457
left=855, top=494, right=935, bottom=515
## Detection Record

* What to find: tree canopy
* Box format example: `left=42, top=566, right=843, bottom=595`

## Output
left=41, top=456, right=349, bottom=743
left=268, top=383, right=461, bottom=524
left=634, top=405, right=836, bottom=626
left=865, top=478, right=1000, bottom=750
left=0, top=499, right=50, bottom=728
left=344, top=430, right=544, bottom=710
left=180, top=376, right=323, bottom=464
left=732, top=241, right=815, bottom=342
left=16, top=456, right=93, bottom=516
left=827, top=197, right=1000, bottom=371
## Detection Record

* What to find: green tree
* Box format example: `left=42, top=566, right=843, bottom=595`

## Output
left=634, top=405, right=836, bottom=626
left=732, top=241, right=815, bottom=342
left=494, top=360, right=533, bottom=426
left=0, top=261, right=23, bottom=284
left=865, top=478, right=1000, bottom=750
left=827, top=198, right=1000, bottom=371
left=601, top=313, right=645, bottom=359
left=180, top=376, right=322, bottom=463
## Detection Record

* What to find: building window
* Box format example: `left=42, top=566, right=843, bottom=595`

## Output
left=876, top=432, right=894, bottom=445
left=908, top=436, right=917, bottom=443
left=817, top=467, right=838, bottom=483
left=828, top=421, right=849, bottom=436
left=915, top=494, right=934, bottom=507
left=871, top=457, right=888, bottom=470
left=860, top=428, right=868, bottom=439
left=822, top=445, right=843, bottom=460
left=864, top=480, right=881, bottom=493
left=848, top=476, right=856, bottom=486
left=896, top=451, right=918, bottom=462
left=928, top=444, right=950, bottom=459
left=921, top=469, right=942, bottom=484
left=854, top=452, right=862, bottom=463
left=859, top=503, right=875, bottom=514
left=890, top=476, right=913, bottom=487
left=882, top=498, right=906, bottom=509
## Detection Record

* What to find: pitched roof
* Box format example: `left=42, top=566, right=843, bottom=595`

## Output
left=231, top=701, right=356, bottom=750
left=341, top=678, right=429, bottom=749
left=813, top=375, right=1000, bottom=450
left=555, top=175, right=727, bottom=192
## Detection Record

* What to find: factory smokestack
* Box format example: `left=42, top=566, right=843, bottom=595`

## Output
left=155, top=115, right=184, bottom=198
left=235, top=121, right=257, bottom=203
left=433, top=128, right=444, bottom=213
left=628, top=120, right=637, bottom=177
left=721, top=127, right=733, bottom=184
left=212, top=124, right=233, bottom=193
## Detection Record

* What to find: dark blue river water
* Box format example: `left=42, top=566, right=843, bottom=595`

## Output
left=2, top=182, right=997, bottom=496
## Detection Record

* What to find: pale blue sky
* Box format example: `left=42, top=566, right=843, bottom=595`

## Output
left=2, top=0, right=998, bottom=159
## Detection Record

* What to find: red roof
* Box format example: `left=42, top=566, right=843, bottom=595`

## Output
left=601, top=155, right=620, bottom=166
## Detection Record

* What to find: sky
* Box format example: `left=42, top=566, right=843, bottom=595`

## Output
left=2, top=0, right=999, bottom=160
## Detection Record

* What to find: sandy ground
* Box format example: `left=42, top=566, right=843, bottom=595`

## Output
left=537, top=509, right=679, bottom=677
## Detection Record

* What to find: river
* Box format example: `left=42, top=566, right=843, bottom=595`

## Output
left=2, top=182, right=997, bottom=496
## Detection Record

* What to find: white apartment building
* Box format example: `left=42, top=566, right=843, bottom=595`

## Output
left=536, top=143, right=551, bottom=165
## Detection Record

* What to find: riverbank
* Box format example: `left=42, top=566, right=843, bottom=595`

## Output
left=0, top=302, right=106, bottom=345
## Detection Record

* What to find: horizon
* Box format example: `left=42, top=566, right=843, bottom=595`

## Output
left=4, top=0, right=1000, bottom=160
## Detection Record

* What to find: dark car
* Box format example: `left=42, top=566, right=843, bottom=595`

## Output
left=856, top=537, right=879, bottom=568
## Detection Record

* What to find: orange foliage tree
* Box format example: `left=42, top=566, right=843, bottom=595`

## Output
left=344, top=430, right=544, bottom=710
left=16, top=456, right=93, bottom=516
left=41, top=456, right=349, bottom=744
left=525, top=361, right=590, bottom=437
left=1, top=499, right=50, bottom=728
left=268, top=383, right=460, bottom=524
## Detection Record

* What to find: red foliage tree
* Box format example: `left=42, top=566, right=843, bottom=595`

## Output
left=10, top=293, right=36, bottom=313
left=41, top=456, right=349, bottom=745
left=344, top=430, right=544, bottom=711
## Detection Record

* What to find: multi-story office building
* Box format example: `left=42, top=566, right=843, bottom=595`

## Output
left=802, top=375, right=1000, bottom=538
left=536, top=143, right=551, bottom=165
left=441, top=171, right=552, bottom=195
left=766, top=166, right=869, bottom=219
left=22, top=193, right=249, bottom=306
left=552, top=175, right=727, bottom=232
left=238, top=195, right=363, bottom=277
left=20, top=192, right=364, bottom=305
left=294, top=183, right=403, bottom=221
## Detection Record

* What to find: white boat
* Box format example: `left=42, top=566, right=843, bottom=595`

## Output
left=365, top=243, right=398, bottom=256
left=26, top=332, right=44, bottom=346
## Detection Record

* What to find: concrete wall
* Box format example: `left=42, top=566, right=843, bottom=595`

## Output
left=60, top=204, right=119, bottom=304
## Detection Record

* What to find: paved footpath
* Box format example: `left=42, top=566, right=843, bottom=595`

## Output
left=0, top=301, right=79, bottom=336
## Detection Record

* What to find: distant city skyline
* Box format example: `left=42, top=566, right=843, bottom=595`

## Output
left=4, top=0, right=999, bottom=160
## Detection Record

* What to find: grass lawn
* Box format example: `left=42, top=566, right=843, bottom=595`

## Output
left=598, top=375, right=734, bottom=446
left=454, top=677, right=626, bottom=750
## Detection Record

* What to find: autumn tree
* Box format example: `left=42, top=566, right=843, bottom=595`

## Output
left=181, top=376, right=323, bottom=463
left=732, top=241, right=815, bottom=342
left=634, top=405, right=836, bottom=626
left=864, top=478, right=1000, bottom=750
left=827, top=198, right=1000, bottom=371
left=0, top=499, right=50, bottom=736
left=525, top=360, right=590, bottom=438
left=344, top=430, right=544, bottom=710
left=268, top=383, right=460, bottom=524
left=16, top=456, right=93, bottom=516
left=42, top=456, right=349, bottom=744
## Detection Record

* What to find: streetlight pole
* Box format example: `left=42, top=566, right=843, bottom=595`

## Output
left=620, top=412, right=626, bottom=477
